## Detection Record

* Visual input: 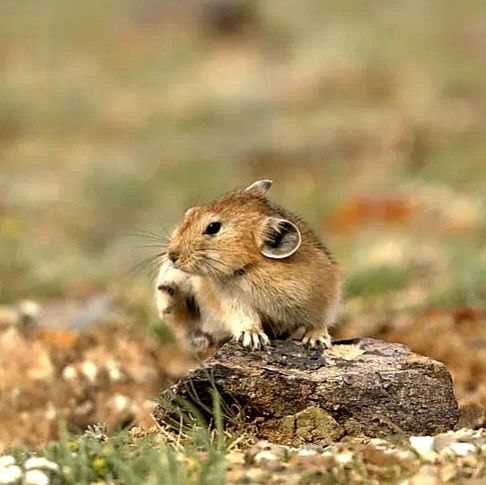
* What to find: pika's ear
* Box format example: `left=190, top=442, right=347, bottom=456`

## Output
left=258, top=217, right=301, bottom=259
left=245, top=180, right=273, bottom=195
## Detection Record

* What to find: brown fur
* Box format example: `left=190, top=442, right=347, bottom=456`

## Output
left=160, top=180, right=342, bottom=349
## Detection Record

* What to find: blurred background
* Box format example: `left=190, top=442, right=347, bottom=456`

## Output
left=0, top=0, right=485, bottom=450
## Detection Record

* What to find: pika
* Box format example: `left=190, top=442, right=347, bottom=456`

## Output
left=157, top=180, right=341, bottom=351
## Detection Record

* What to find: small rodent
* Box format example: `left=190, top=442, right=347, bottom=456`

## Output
left=155, top=180, right=341, bottom=350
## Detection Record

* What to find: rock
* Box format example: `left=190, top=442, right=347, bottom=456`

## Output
left=254, top=450, right=278, bottom=463
left=448, top=442, right=476, bottom=456
left=0, top=465, right=22, bottom=484
left=153, top=338, right=459, bottom=445
left=410, top=436, right=434, bottom=456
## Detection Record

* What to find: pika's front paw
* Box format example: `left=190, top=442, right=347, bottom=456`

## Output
left=236, top=330, right=270, bottom=350
left=301, top=328, right=332, bottom=349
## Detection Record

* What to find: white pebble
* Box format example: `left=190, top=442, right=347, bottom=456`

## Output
left=24, top=457, right=59, bottom=472
left=80, top=360, right=98, bottom=383
left=24, top=469, right=49, bottom=485
left=409, top=436, right=434, bottom=456
left=449, top=442, right=476, bottom=457
left=0, top=457, right=15, bottom=469
left=335, top=452, right=353, bottom=465
left=111, top=394, right=130, bottom=413
left=105, top=360, right=124, bottom=382
left=62, top=365, right=78, bottom=381
left=0, top=465, right=22, bottom=484
left=254, top=450, right=278, bottom=463
left=297, top=449, right=317, bottom=457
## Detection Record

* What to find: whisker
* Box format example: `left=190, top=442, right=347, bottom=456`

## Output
left=126, top=251, right=167, bottom=278
left=134, top=243, right=168, bottom=250
left=197, top=253, right=231, bottom=273
left=127, top=230, right=169, bottom=244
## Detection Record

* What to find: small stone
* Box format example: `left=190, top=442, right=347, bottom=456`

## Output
left=0, top=465, right=22, bottom=484
left=297, top=449, right=317, bottom=457
left=111, top=394, right=130, bottom=413
left=254, top=450, right=278, bottom=463
left=24, top=457, right=59, bottom=472
left=0, top=457, right=15, bottom=469
left=409, top=436, right=434, bottom=456
left=335, top=452, right=353, bottom=465
left=448, top=442, right=476, bottom=457
left=453, top=428, right=475, bottom=441
left=24, top=469, right=49, bottom=485
left=80, top=360, right=98, bottom=383
left=368, top=438, right=391, bottom=449
left=105, top=360, right=124, bottom=382
left=62, top=365, right=77, bottom=380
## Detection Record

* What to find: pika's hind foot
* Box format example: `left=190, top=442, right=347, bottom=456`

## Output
left=300, top=328, right=332, bottom=349
left=236, top=329, right=270, bottom=350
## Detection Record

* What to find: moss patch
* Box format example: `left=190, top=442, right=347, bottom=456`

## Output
left=260, top=406, right=344, bottom=446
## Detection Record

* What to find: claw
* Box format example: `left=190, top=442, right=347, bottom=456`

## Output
left=236, top=330, right=270, bottom=350
left=301, top=329, right=332, bottom=349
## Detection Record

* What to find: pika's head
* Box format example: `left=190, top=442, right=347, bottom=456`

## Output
left=166, top=180, right=302, bottom=277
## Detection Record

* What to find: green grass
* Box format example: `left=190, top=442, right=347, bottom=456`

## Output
left=16, top=429, right=225, bottom=485
left=9, top=411, right=231, bottom=485
left=345, top=265, right=415, bottom=298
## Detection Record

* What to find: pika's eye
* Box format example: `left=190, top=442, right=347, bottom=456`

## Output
left=203, top=221, right=221, bottom=235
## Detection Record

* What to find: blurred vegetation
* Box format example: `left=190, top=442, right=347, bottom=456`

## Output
left=0, top=0, right=485, bottom=310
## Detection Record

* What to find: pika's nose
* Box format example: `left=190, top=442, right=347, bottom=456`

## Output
left=168, top=251, right=180, bottom=263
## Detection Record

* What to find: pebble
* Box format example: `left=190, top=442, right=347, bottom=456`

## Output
left=297, top=449, right=317, bottom=457
left=24, top=457, right=59, bottom=472
left=409, top=436, right=434, bottom=456
left=0, top=458, right=15, bottom=470
left=24, top=469, right=49, bottom=485
left=335, top=452, right=353, bottom=465
left=62, top=365, right=78, bottom=381
left=448, top=442, right=476, bottom=457
left=80, top=360, right=98, bottom=383
left=0, top=465, right=22, bottom=484
left=453, top=428, right=476, bottom=441
left=254, top=450, right=278, bottom=463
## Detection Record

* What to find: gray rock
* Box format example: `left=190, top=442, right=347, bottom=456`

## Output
left=154, top=338, right=459, bottom=445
